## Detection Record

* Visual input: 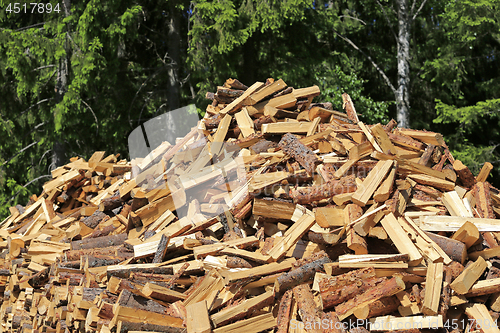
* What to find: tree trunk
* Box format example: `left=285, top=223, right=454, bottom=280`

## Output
left=396, top=0, right=411, bottom=128
left=167, top=1, right=180, bottom=111
left=162, top=1, right=184, bottom=145
left=51, top=0, right=71, bottom=170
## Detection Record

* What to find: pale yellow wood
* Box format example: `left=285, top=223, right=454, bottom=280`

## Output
left=464, top=303, right=500, bottom=333
left=411, top=174, right=452, bottom=194
left=369, top=315, right=443, bottom=331
left=422, top=261, right=443, bottom=315
left=212, top=312, right=276, bottom=333
left=234, top=107, right=255, bottom=137
left=193, top=236, right=259, bottom=260
left=180, top=157, right=238, bottom=190
left=212, top=114, right=232, bottom=153
left=373, top=164, right=396, bottom=202
left=249, top=171, right=290, bottom=192
left=245, top=79, right=287, bottom=105
left=351, top=160, right=393, bottom=206
left=314, top=207, right=345, bottom=228
left=469, top=246, right=500, bottom=261
left=266, top=209, right=316, bottom=262
left=370, top=123, right=397, bottom=155
left=419, top=216, right=500, bottom=232
left=339, top=262, right=408, bottom=269
left=399, top=159, right=447, bottom=179
left=358, top=121, right=383, bottom=152
left=380, top=213, right=423, bottom=266
left=42, top=169, right=81, bottom=193
left=220, top=82, right=265, bottom=114
left=451, top=221, right=480, bottom=248
left=261, top=122, right=312, bottom=134
left=210, top=290, right=274, bottom=328
left=442, top=191, right=473, bottom=217
left=450, top=256, right=487, bottom=294
left=186, top=300, right=211, bottom=333
left=477, top=162, right=494, bottom=182
left=292, top=85, right=320, bottom=99
left=397, top=129, right=445, bottom=146
left=307, top=116, right=320, bottom=136
left=13, top=196, right=45, bottom=224
left=400, top=216, right=451, bottom=264
left=334, top=158, right=359, bottom=178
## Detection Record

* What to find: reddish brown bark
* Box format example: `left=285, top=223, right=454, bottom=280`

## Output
left=279, top=133, right=320, bottom=175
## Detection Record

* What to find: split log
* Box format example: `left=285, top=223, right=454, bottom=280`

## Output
left=335, top=275, right=405, bottom=320
left=278, top=133, right=320, bottom=175
left=276, top=289, right=293, bottom=333
left=477, top=162, right=494, bottom=182
left=71, top=233, right=127, bottom=251
left=293, top=284, right=322, bottom=333
left=450, top=256, right=487, bottom=294
left=352, top=160, right=393, bottom=206
left=453, top=160, right=476, bottom=188
left=474, top=182, right=496, bottom=219
left=99, top=191, right=122, bottom=211
left=210, top=289, right=274, bottom=327
left=422, top=261, right=443, bottom=316
left=116, top=320, right=184, bottom=333
left=290, top=177, right=357, bottom=205
left=82, top=210, right=108, bottom=229
left=353, top=295, right=400, bottom=319
left=438, top=267, right=452, bottom=319
left=64, top=245, right=132, bottom=261
left=152, top=234, right=169, bottom=263
left=185, top=300, right=211, bottom=333
left=451, top=221, right=480, bottom=248
left=424, top=232, right=467, bottom=264
left=274, top=254, right=331, bottom=293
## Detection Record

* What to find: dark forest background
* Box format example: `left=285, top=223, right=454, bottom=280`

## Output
left=0, top=0, right=499, bottom=218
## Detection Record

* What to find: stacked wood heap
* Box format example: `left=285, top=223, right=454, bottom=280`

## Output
left=1, top=77, right=500, bottom=333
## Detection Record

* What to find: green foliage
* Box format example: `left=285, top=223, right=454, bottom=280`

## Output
left=435, top=99, right=500, bottom=177
left=315, top=62, right=390, bottom=124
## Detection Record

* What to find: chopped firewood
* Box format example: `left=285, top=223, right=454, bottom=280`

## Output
left=314, top=206, right=345, bottom=228
left=274, top=254, right=331, bottom=293
left=381, top=213, right=422, bottom=266
left=453, top=159, right=477, bottom=188
left=422, top=261, right=443, bottom=315
left=464, top=303, right=500, bottom=333
left=450, top=256, right=488, bottom=294
left=185, top=300, right=211, bottom=333
left=477, top=162, right=494, bottom=182
left=424, top=231, right=466, bottom=264
left=353, top=295, right=400, bottom=319
left=210, top=289, right=274, bottom=327
left=419, top=216, right=500, bottom=232
left=266, top=209, right=316, bottom=262
left=474, top=182, right=496, bottom=219
left=279, top=133, right=320, bottom=175
left=335, top=275, right=405, bottom=320
left=352, top=160, right=393, bottom=206
left=293, top=284, right=321, bottom=333
left=2, top=76, right=500, bottom=332
left=443, top=190, right=474, bottom=217
left=276, top=289, right=293, bottom=333
left=234, top=108, right=255, bottom=138
left=212, top=312, right=276, bottom=333
left=369, top=315, right=444, bottom=331
left=451, top=220, right=480, bottom=248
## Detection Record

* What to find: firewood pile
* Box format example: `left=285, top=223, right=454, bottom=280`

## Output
left=1, top=77, right=500, bottom=333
